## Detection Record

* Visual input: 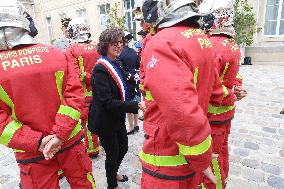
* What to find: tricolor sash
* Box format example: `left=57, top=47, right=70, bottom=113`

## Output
left=97, top=57, right=126, bottom=101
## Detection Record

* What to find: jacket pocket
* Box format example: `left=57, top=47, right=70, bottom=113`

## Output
left=18, top=164, right=36, bottom=189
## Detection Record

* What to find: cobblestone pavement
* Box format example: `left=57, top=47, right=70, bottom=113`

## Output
left=0, top=64, right=284, bottom=189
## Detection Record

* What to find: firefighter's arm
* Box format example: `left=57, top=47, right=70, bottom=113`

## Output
left=93, top=65, right=139, bottom=114
left=210, top=58, right=224, bottom=106
left=220, top=57, right=240, bottom=105
left=0, top=105, right=43, bottom=153
left=145, top=41, right=212, bottom=172
left=52, top=60, right=85, bottom=140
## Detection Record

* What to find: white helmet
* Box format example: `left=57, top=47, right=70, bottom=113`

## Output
left=0, top=0, right=38, bottom=37
left=198, top=0, right=235, bottom=37
left=67, top=17, right=91, bottom=43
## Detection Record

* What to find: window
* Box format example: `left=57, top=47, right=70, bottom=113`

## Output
left=264, top=0, right=284, bottom=35
left=124, top=0, right=136, bottom=38
left=76, top=8, right=87, bottom=22
left=46, top=16, right=53, bottom=43
left=99, top=4, right=110, bottom=32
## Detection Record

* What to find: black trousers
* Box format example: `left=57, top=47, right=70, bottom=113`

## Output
left=99, top=128, right=128, bottom=189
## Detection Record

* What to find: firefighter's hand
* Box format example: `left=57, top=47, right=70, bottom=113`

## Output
left=138, top=101, right=146, bottom=112
left=234, top=85, right=247, bottom=101
left=38, top=135, right=56, bottom=152
left=43, top=136, right=63, bottom=160
left=203, top=166, right=217, bottom=185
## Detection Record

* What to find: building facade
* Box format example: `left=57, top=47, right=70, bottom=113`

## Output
left=20, top=0, right=284, bottom=63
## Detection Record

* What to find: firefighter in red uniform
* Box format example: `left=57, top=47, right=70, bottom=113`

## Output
left=138, top=0, right=220, bottom=188
left=199, top=0, right=247, bottom=188
left=65, top=18, right=100, bottom=158
left=0, top=1, right=96, bottom=188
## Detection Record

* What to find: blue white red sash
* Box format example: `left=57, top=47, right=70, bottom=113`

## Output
left=97, top=57, right=126, bottom=101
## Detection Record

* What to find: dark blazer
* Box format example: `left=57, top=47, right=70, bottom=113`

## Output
left=88, top=58, right=139, bottom=136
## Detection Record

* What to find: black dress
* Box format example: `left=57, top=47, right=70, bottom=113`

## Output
left=88, top=56, right=138, bottom=189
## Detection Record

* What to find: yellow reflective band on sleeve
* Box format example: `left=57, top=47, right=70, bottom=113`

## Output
left=139, top=84, right=145, bottom=91
left=58, top=105, right=81, bottom=121
left=58, top=169, right=63, bottom=176
left=208, top=104, right=235, bottom=115
left=78, top=56, right=87, bottom=82
left=194, top=67, right=199, bottom=89
left=55, top=71, right=64, bottom=101
left=0, top=120, right=23, bottom=146
left=145, top=91, right=154, bottom=101
left=212, top=157, right=222, bottom=189
left=139, top=150, right=188, bottom=167
left=220, top=62, right=230, bottom=82
left=87, top=172, right=96, bottom=189
left=236, top=72, right=243, bottom=80
left=14, top=149, right=25, bottom=152
left=201, top=183, right=207, bottom=189
left=68, top=122, right=82, bottom=140
left=82, top=83, right=92, bottom=97
left=177, top=135, right=212, bottom=156
left=222, top=85, right=229, bottom=98
left=86, top=124, right=95, bottom=152
left=0, top=85, right=18, bottom=120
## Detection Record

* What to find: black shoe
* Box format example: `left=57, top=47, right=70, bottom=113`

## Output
left=19, top=182, right=22, bottom=189
left=127, top=128, right=136, bottom=135
left=117, top=175, right=128, bottom=182
left=89, top=153, right=99, bottom=159
left=280, top=109, right=284, bottom=114
left=134, top=126, right=139, bottom=132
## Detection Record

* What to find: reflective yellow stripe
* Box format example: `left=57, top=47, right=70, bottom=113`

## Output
left=236, top=72, right=243, bottom=80
left=139, top=84, right=145, bottom=91
left=78, top=56, right=87, bottom=82
left=222, top=85, right=229, bottom=98
left=87, top=147, right=100, bottom=153
left=220, top=62, right=229, bottom=82
left=208, top=104, right=235, bottom=115
left=58, top=105, right=81, bottom=121
left=145, top=91, right=154, bottom=101
left=55, top=71, right=64, bottom=101
left=14, top=149, right=25, bottom=152
left=0, top=85, right=17, bottom=120
left=194, top=67, right=199, bottom=89
left=201, top=183, right=207, bottom=189
left=212, top=157, right=222, bottom=189
left=86, top=122, right=95, bottom=152
left=82, top=83, right=92, bottom=97
left=177, top=135, right=211, bottom=156
left=0, top=120, right=22, bottom=146
left=68, top=122, right=82, bottom=140
left=87, top=172, right=96, bottom=189
left=139, top=150, right=188, bottom=166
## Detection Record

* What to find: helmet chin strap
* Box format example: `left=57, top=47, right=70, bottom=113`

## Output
left=0, top=27, right=36, bottom=51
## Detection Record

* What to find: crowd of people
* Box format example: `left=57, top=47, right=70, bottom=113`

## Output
left=0, top=0, right=248, bottom=189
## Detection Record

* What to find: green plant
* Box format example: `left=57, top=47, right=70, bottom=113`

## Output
left=233, top=0, right=261, bottom=47
left=107, top=3, right=126, bottom=30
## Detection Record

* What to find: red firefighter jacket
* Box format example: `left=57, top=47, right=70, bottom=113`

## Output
left=207, top=35, right=241, bottom=124
left=65, top=41, right=100, bottom=105
left=0, top=44, right=84, bottom=163
left=139, top=25, right=219, bottom=178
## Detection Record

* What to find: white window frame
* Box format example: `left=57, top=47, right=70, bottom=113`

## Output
left=76, top=8, right=87, bottom=22
left=99, top=3, right=110, bottom=32
left=264, top=0, right=284, bottom=36
left=124, top=0, right=136, bottom=38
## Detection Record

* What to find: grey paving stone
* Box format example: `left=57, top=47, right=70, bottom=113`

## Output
left=242, top=159, right=260, bottom=169
left=279, top=129, right=284, bottom=135
left=243, top=168, right=265, bottom=183
left=267, top=175, right=284, bottom=189
left=233, top=148, right=250, bottom=157
left=261, top=163, right=281, bottom=175
left=263, top=127, right=277, bottom=133
left=244, top=142, right=259, bottom=150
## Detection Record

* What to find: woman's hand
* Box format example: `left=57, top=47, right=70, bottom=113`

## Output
left=138, top=101, right=146, bottom=112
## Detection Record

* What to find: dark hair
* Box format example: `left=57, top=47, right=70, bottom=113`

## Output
left=97, top=27, right=124, bottom=56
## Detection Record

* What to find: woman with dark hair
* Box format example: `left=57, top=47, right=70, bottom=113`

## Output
left=88, top=27, right=145, bottom=189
